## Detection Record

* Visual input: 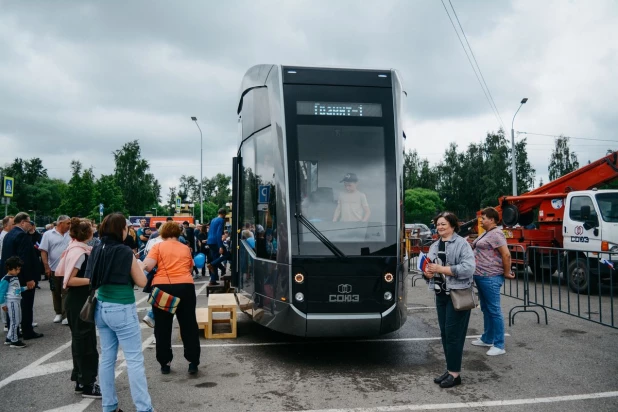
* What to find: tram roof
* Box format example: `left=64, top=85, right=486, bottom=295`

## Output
left=237, top=64, right=397, bottom=114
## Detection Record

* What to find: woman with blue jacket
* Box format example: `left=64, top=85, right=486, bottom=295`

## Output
left=423, top=212, right=476, bottom=388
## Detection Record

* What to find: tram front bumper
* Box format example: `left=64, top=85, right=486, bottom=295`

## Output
left=306, top=313, right=381, bottom=337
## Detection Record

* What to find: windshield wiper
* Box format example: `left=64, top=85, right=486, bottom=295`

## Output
left=295, top=212, right=346, bottom=258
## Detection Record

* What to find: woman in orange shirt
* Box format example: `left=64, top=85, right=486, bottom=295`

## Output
left=143, top=222, right=201, bottom=375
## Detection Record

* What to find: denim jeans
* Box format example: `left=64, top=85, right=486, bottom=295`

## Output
left=435, top=293, right=471, bottom=372
left=474, top=275, right=505, bottom=349
left=95, top=301, right=154, bottom=412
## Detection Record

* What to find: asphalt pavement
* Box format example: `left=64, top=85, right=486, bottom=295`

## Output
left=0, top=272, right=617, bottom=412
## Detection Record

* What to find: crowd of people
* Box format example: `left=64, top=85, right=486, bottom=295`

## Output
left=0, top=209, right=234, bottom=411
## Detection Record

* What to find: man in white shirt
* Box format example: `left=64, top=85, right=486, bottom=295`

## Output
left=40, top=215, right=71, bottom=324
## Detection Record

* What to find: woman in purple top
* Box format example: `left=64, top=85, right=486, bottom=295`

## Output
left=471, top=207, right=514, bottom=356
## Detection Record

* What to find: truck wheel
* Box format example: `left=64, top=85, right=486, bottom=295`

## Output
left=567, top=260, right=598, bottom=294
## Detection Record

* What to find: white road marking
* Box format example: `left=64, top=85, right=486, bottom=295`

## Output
left=0, top=340, right=72, bottom=390
left=407, top=306, right=433, bottom=310
left=279, top=391, right=618, bottom=412
left=160, top=334, right=510, bottom=348
left=43, top=399, right=93, bottom=412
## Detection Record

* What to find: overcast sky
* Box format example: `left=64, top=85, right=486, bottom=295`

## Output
left=1, top=0, right=617, bottom=202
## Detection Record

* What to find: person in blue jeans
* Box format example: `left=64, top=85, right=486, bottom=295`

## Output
left=87, top=213, right=155, bottom=412
left=206, top=208, right=226, bottom=285
left=471, top=207, right=514, bottom=356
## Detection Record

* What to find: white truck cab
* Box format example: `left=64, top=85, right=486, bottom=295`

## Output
left=562, top=189, right=618, bottom=292
left=563, top=189, right=618, bottom=252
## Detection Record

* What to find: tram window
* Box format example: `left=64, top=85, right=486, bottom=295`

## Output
left=242, top=88, right=271, bottom=139
left=255, top=128, right=277, bottom=260
left=242, top=138, right=256, bottom=234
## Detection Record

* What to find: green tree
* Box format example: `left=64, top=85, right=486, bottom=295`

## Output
left=198, top=201, right=221, bottom=224
left=92, top=175, right=127, bottom=219
left=112, top=140, right=161, bottom=215
left=548, top=136, right=579, bottom=181
left=26, top=178, right=67, bottom=225
left=162, top=187, right=180, bottom=216
left=179, top=175, right=199, bottom=202
left=404, top=188, right=444, bottom=224
left=418, top=159, right=438, bottom=190
left=403, top=149, right=420, bottom=191
left=210, top=173, right=231, bottom=207
left=435, top=143, right=464, bottom=215
left=480, top=130, right=511, bottom=208
left=57, top=161, right=97, bottom=217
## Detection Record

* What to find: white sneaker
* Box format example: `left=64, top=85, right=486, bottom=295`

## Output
left=61, top=318, right=69, bottom=325
left=486, top=346, right=506, bottom=356
left=3, top=324, right=7, bottom=332
left=53, top=314, right=62, bottom=323
left=143, top=315, right=155, bottom=328
left=32, top=322, right=38, bottom=327
left=471, top=339, right=492, bottom=347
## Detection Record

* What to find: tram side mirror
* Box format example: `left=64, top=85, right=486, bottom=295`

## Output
left=580, top=205, right=598, bottom=230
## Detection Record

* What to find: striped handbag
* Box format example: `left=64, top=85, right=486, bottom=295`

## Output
left=148, top=286, right=180, bottom=314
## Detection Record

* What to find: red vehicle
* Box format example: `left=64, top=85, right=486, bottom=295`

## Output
left=129, top=216, right=195, bottom=228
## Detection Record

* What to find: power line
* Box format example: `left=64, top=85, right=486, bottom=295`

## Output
left=440, top=0, right=505, bottom=130
left=448, top=0, right=504, bottom=128
left=517, top=131, right=618, bottom=143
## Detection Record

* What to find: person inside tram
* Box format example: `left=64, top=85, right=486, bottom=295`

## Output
left=332, top=173, right=371, bottom=223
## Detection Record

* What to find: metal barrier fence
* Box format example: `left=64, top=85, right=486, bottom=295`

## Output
left=526, top=246, right=616, bottom=329
left=504, top=244, right=548, bottom=326
left=406, top=240, right=617, bottom=329
left=405, top=237, right=432, bottom=286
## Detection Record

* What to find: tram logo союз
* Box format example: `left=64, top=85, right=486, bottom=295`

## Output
left=330, top=284, right=359, bottom=302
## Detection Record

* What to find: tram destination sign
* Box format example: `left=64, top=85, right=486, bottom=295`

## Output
left=297, top=101, right=382, bottom=117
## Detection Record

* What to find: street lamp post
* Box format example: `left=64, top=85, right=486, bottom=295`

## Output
left=511, top=97, right=528, bottom=196
left=191, top=116, right=204, bottom=224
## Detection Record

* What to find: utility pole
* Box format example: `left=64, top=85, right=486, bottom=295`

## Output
left=511, top=98, right=528, bottom=196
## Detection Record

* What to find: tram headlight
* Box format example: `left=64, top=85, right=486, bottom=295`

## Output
left=294, top=273, right=305, bottom=284
left=384, top=273, right=394, bottom=283
left=384, top=291, right=393, bottom=301
left=295, top=292, right=304, bottom=302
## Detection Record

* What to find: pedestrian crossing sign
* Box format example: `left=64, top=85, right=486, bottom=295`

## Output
left=3, top=176, right=14, bottom=197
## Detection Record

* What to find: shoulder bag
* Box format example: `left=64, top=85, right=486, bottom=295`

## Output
left=450, top=286, right=478, bottom=311
left=147, top=244, right=181, bottom=314
left=80, top=289, right=97, bottom=323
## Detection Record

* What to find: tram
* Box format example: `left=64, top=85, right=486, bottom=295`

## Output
left=231, top=65, right=407, bottom=337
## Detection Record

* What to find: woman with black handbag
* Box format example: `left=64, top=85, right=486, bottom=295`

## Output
left=423, top=212, right=476, bottom=388
left=56, top=218, right=100, bottom=398
left=142, top=221, right=201, bottom=375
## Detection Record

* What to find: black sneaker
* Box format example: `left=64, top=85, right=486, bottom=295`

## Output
left=4, top=338, right=11, bottom=345
left=10, top=340, right=26, bottom=348
left=74, top=383, right=84, bottom=393
left=82, top=383, right=102, bottom=399
left=188, top=362, right=198, bottom=375
left=161, top=362, right=171, bottom=374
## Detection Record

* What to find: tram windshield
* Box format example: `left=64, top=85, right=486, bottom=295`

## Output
left=295, top=124, right=396, bottom=255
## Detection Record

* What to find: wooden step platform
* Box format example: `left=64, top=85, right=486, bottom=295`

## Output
left=196, top=293, right=237, bottom=339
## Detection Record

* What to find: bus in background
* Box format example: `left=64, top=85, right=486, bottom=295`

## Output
left=231, top=65, right=407, bottom=337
